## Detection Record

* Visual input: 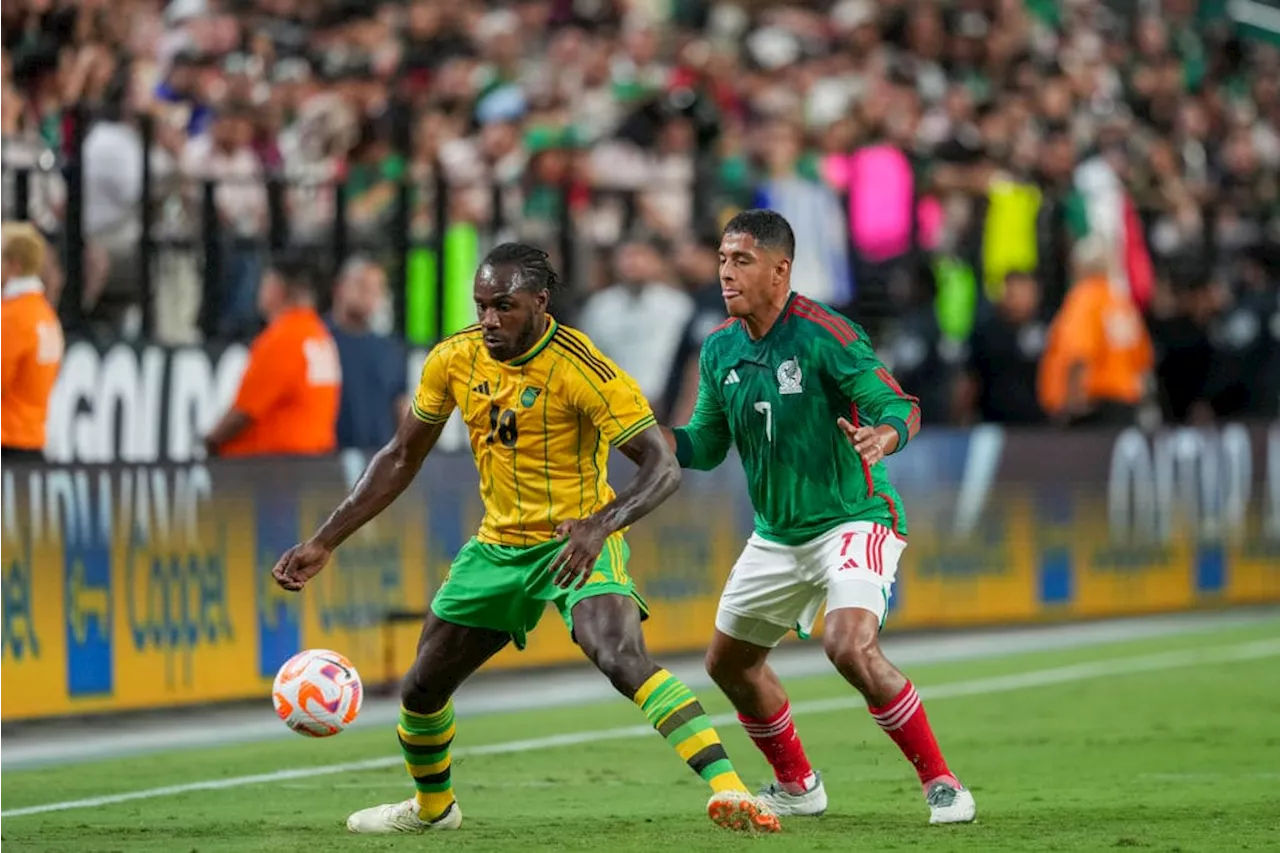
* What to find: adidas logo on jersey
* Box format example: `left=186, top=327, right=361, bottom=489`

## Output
left=473, top=381, right=490, bottom=395
left=724, top=369, right=740, bottom=385
left=840, top=558, right=858, bottom=571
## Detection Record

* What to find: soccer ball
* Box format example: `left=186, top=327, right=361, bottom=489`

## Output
left=272, top=648, right=364, bottom=737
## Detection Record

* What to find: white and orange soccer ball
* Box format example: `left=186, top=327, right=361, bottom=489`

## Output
left=272, top=648, right=364, bottom=737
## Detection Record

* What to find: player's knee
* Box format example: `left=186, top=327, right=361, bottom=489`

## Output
left=704, top=638, right=770, bottom=695
left=704, top=645, right=741, bottom=689
left=399, top=658, right=451, bottom=714
left=823, top=620, right=882, bottom=692
left=582, top=632, right=652, bottom=695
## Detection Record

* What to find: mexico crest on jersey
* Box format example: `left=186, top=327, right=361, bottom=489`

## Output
left=776, top=357, right=803, bottom=394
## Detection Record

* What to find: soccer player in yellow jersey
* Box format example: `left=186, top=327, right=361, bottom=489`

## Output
left=270, top=243, right=780, bottom=836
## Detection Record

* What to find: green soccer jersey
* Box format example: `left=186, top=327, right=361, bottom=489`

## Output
left=672, top=293, right=919, bottom=546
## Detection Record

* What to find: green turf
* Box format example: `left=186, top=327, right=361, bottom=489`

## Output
left=3, top=617, right=1278, bottom=852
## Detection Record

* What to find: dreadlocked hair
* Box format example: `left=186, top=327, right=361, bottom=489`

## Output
left=482, top=242, right=563, bottom=294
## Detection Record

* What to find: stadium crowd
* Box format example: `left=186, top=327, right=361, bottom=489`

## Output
left=2, top=0, right=1279, bottom=449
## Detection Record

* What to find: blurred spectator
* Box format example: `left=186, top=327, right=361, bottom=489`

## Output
left=955, top=271, right=1047, bottom=425
left=327, top=256, right=406, bottom=450
left=1, top=223, right=63, bottom=463
left=887, top=292, right=961, bottom=431
left=182, top=101, right=268, bottom=340
left=578, top=240, right=692, bottom=408
left=1038, top=236, right=1154, bottom=426
left=153, top=49, right=213, bottom=136
left=344, top=116, right=405, bottom=244
left=81, top=79, right=149, bottom=338
left=1209, top=247, right=1280, bottom=420
left=663, top=233, right=726, bottom=423
left=755, top=120, right=852, bottom=308
left=204, top=252, right=340, bottom=458
left=1148, top=265, right=1228, bottom=424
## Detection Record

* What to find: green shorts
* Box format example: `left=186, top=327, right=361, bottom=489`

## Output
left=430, top=534, right=649, bottom=649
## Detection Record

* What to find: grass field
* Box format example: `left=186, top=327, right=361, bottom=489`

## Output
left=3, top=617, right=1278, bottom=852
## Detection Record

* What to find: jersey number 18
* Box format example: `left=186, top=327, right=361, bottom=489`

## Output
left=487, top=404, right=518, bottom=447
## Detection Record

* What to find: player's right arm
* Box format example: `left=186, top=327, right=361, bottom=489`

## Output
left=662, top=349, right=733, bottom=471
left=827, top=333, right=921, bottom=467
left=272, top=345, right=454, bottom=591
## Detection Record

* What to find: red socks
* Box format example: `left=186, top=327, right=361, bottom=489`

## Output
left=869, top=681, right=954, bottom=787
left=738, top=702, right=816, bottom=794
left=742, top=684, right=956, bottom=795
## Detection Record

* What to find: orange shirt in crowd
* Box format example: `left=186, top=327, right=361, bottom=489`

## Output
left=1, top=277, right=64, bottom=451
left=1039, top=274, right=1153, bottom=416
left=220, top=306, right=341, bottom=457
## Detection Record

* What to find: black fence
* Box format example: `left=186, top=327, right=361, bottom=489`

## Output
left=3, top=103, right=745, bottom=345
left=2, top=107, right=543, bottom=342
left=7, top=103, right=1255, bottom=352
left=4, top=103, right=978, bottom=349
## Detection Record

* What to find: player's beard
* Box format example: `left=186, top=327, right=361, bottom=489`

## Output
left=503, top=313, right=541, bottom=361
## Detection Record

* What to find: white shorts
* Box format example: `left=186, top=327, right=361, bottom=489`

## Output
left=714, top=521, right=907, bottom=649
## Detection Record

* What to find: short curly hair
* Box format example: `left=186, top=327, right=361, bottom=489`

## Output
left=722, top=209, right=795, bottom=260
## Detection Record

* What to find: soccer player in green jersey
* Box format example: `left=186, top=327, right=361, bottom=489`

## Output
left=663, top=210, right=976, bottom=825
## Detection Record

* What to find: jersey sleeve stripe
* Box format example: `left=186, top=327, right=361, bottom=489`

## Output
left=906, top=405, right=922, bottom=435
left=558, top=357, right=628, bottom=435
left=412, top=400, right=451, bottom=424
left=610, top=414, right=657, bottom=447
left=551, top=339, right=613, bottom=383
left=795, top=296, right=859, bottom=343
left=554, top=328, right=617, bottom=379
left=791, top=302, right=855, bottom=346
left=875, top=367, right=920, bottom=404
left=551, top=335, right=615, bottom=383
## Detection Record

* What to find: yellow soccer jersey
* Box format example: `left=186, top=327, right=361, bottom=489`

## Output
left=412, top=317, right=657, bottom=546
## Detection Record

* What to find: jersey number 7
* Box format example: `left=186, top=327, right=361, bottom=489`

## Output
left=487, top=403, right=518, bottom=447
left=753, top=401, right=773, bottom=442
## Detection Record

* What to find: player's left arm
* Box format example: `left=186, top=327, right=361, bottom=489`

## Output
left=826, top=335, right=921, bottom=466
left=550, top=357, right=679, bottom=588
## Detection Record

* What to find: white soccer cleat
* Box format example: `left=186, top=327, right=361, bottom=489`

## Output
left=345, top=797, right=462, bottom=834
left=756, top=771, right=828, bottom=816
left=926, top=779, right=976, bottom=824
left=706, top=789, right=782, bottom=833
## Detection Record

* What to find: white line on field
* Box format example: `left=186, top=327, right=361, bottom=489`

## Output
left=4, top=638, right=1278, bottom=819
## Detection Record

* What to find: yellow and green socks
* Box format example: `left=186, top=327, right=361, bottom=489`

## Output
left=633, top=669, right=748, bottom=794
left=397, top=702, right=456, bottom=820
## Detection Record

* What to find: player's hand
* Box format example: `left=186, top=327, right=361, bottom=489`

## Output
left=272, top=539, right=332, bottom=592
left=549, top=518, right=608, bottom=590
left=837, top=419, right=897, bottom=467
